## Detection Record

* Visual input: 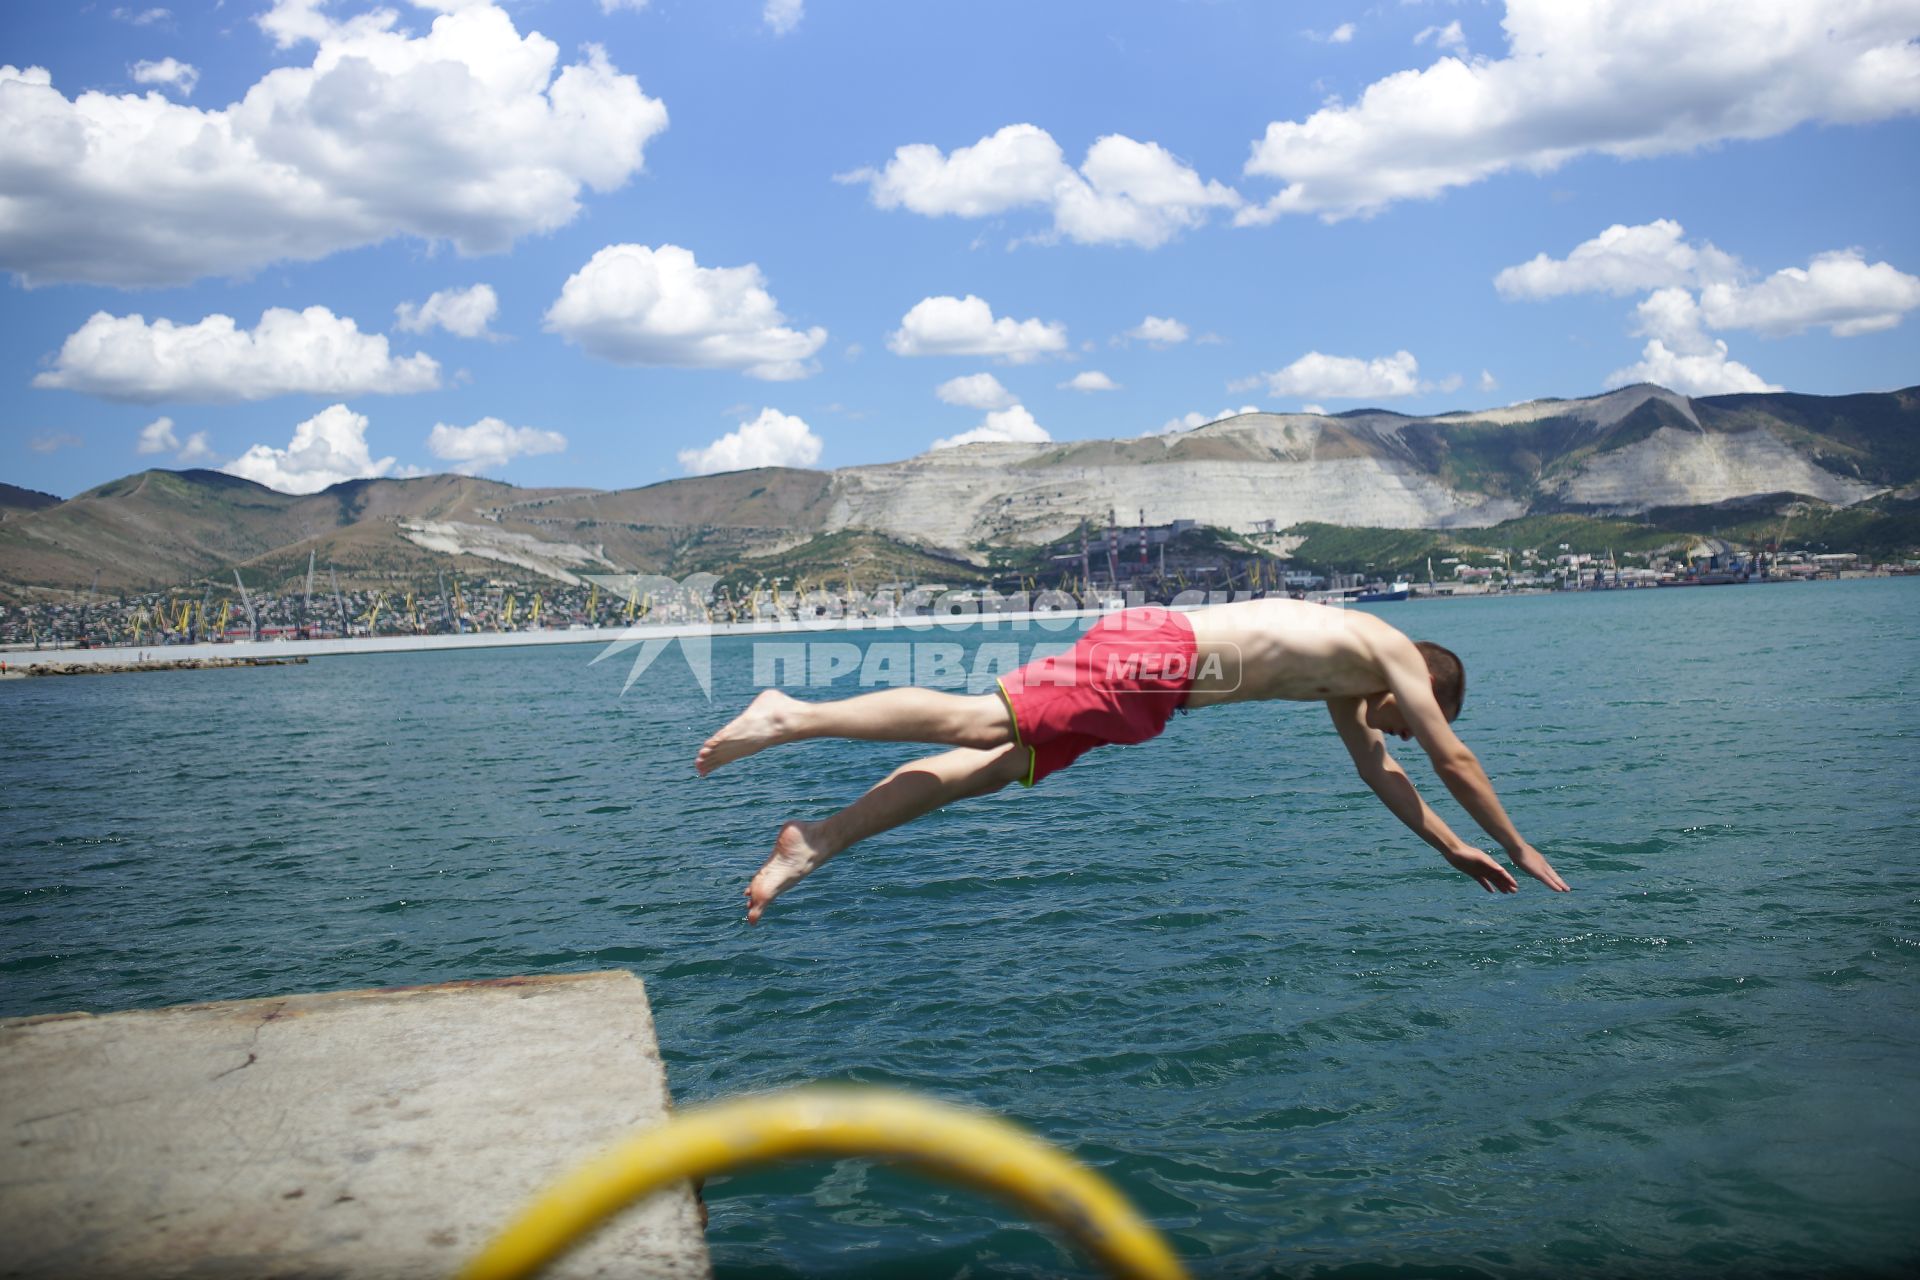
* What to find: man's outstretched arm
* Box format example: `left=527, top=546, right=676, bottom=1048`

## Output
left=1370, top=644, right=1571, bottom=893
left=1327, top=698, right=1520, bottom=893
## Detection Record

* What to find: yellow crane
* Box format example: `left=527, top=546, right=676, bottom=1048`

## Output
left=361, top=591, right=385, bottom=635
left=503, top=594, right=517, bottom=629
left=625, top=587, right=639, bottom=621
left=529, top=594, right=542, bottom=628
left=586, top=583, right=598, bottom=621
left=216, top=600, right=230, bottom=637
left=406, top=590, right=419, bottom=633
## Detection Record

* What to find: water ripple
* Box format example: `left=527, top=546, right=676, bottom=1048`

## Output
left=3, top=582, right=1918, bottom=1276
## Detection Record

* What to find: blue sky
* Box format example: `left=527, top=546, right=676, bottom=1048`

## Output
left=6, top=0, right=1918, bottom=498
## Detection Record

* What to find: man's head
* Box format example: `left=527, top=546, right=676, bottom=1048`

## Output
left=1361, top=641, right=1466, bottom=741
left=1415, top=640, right=1465, bottom=721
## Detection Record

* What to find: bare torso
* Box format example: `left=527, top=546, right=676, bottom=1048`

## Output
left=1182, top=599, right=1395, bottom=708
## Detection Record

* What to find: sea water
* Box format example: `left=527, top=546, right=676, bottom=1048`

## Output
left=4, top=580, right=1917, bottom=1277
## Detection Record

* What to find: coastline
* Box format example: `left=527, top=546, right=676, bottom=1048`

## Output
left=4, top=573, right=1907, bottom=673
left=0, top=605, right=1128, bottom=671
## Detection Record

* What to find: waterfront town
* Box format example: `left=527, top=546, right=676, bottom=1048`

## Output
left=4, top=517, right=1908, bottom=652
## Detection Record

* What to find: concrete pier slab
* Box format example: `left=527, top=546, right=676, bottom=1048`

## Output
left=0, top=971, right=710, bottom=1279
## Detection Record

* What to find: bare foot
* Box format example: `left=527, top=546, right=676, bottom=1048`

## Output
left=696, top=689, right=804, bottom=776
left=746, top=820, right=833, bottom=924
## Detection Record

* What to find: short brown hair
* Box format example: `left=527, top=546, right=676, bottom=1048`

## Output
left=1415, top=640, right=1465, bottom=720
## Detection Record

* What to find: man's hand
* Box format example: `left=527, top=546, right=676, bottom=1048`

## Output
left=1442, top=846, right=1519, bottom=894
left=1507, top=844, right=1570, bottom=892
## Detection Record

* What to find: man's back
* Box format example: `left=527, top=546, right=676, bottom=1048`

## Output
left=1184, top=599, right=1398, bottom=708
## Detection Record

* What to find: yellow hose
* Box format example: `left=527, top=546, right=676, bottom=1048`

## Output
left=459, top=1087, right=1187, bottom=1280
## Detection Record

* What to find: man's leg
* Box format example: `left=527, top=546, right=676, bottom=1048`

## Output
left=745, top=743, right=1029, bottom=922
left=697, top=686, right=1011, bottom=775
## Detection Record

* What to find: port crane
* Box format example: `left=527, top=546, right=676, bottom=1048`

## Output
left=301, top=551, right=317, bottom=640
left=330, top=566, right=349, bottom=638
left=233, top=570, right=259, bottom=641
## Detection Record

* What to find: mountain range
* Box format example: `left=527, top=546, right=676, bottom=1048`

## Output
left=4, top=383, right=1915, bottom=601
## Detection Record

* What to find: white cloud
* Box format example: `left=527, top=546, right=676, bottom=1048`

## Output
left=141, top=418, right=217, bottom=464
left=845, top=124, right=1062, bottom=217
left=545, top=244, right=826, bottom=380
left=426, top=416, right=566, bottom=475
left=253, top=0, right=341, bottom=48
left=1328, top=23, right=1357, bottom=44
left=27, top=432, right=82, bottom=454
left=222, top=404, right=397, bottom=494
left=137, top=417, right=180, bottom=454
left=1150, top=405, right=1260, bottom=435
left=1300, top=404, right=1326, bottom=416
left=841, top=123, right=1240, bottom=249
left=1414, top=21, right=1467, bottom=54
left=1061, top=370, right=1120, bottom=392
left=1700, top=249, right=1920, bottom=337
left=678, top=407, right=822, bottom=474
left=1607, top=288, right=1779, bottom=395
left=936, top=372, right=1017, bottom=410
left=396, top=284, right=500, bottom=339
left=1494, top=220, right=1741, bottom=299
left=1053, top=136, right=1244, bottom=248
left=1478, top=369, right=1499, bottom=391
left=932, top=404, right=1051, bottom=450
left=34, top=306, right=440, bottom=403
left=1612, top=340, right=1775, bottom=396
left=1255, top=350, right=1423, bottom=399
left=136, top=414, right=214, bottom=463
left=129, top=57, right=198, bottom=96
left=112, top=7, right=170, bottom=26
left=1498, top=223, right=1919, bottom=385
left=889, top=295, right=1068, bottom=363
left=1241, top=0, right=1920, bottom=223
left=599, top=0, right=650, bottom=11
left=764, top=0, right=803, bottom=36
left=0, top=4, right=667, bottom=287
left=1125, top=315, right=1189, bottom=345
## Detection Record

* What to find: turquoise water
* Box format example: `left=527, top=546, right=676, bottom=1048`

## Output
left=4, top=580, right=1917, bottom=1277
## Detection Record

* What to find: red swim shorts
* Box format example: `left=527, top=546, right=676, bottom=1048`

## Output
left=996, top=608, right=1198, bottom=786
